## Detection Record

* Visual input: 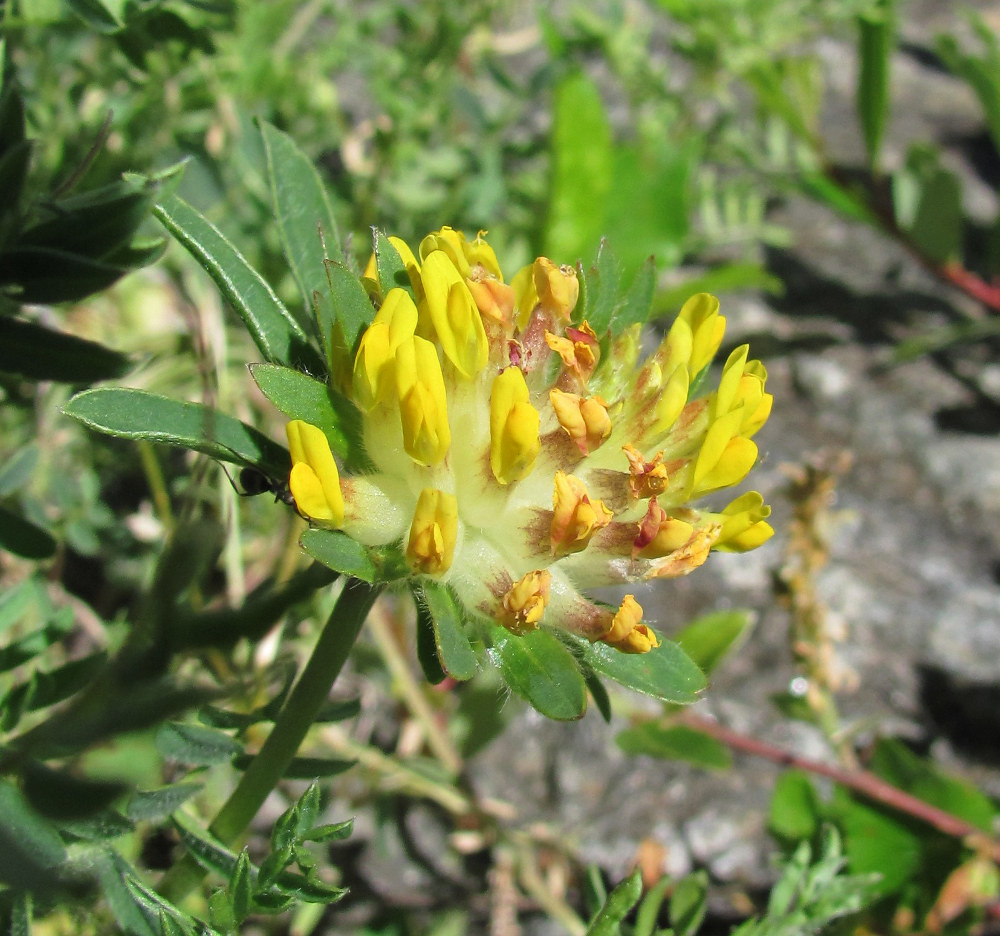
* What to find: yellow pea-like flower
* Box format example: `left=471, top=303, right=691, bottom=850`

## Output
left=406, top=488, right=459, bottom=576
left=490, top=367, right=541, bottom=484
left=286, top=420, right=344, bottom=526
left=420, top=250, right=489, bottom=379
left=394, top=335, right=451, bottom=466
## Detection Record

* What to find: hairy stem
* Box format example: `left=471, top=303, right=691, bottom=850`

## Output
left=160, top=577, right=381, bottom=902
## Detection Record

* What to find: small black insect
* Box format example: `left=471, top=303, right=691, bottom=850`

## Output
left=222, top=466, right=296, bottom=507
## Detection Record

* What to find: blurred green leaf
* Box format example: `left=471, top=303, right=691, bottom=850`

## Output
left=585, top=868, right=642, bottom=935
left=67, top=0, right=125, bottom=32
left=892, top=145, right=963, bottom=263
left=0, top=246, right=146, bottom=305
left=870, top=738, right=997, bottom=832
left=63, top=387, right=290, bottom=477
left=0, top=316, right=132, bottom=382
left=489, top=626, right=588, bottom=721
left=770, top=769, right=821, bottom=842
left=856, top=0, right=894, bottom=169
left=172, top=813, right=240, bottom=879
left=93, top=850, right=158, bottom=936
left=22, top=761, right=126, bottom=821
left=249, top=363, right=363, bottom=466
left=153, top=192, right=323, bottom=373
left=608, top=255, right=657, bottom=335
left=155, top=721, right=243, bottom=766
left=937, top=15, right=1000, bottom=158
left=832, top=787, right=922, bottom=896
left=544, top=72, right=613, bottom=263
left=616, top=723, right=731, bottom=769
left=0, top=780, right=67, bottom=893
left=300, top=819, right=353, bottom=844
left=0, top=615, right=73, bottom=674
left=230, top=754, right=354, bottom=779
left=419, top=581, right=479, bottom=681
left=671, top=870, right=709, bottom=936
left=573, top=637, right=706, bottom=704
left=1, top=653, right=108, bottom=728
left=0, top=505, right=56, bottom=560
left=674, top=609, right=754, bottom=676
left=58, top=809, right=134, bottom=842
left=584, top=668, right=612, bottom=723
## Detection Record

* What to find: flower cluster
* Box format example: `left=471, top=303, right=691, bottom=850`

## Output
left=286, top=228, right=772, bottom=653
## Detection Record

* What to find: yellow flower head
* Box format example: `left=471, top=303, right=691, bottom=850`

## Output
left=288, top=229, right=773, bottom=661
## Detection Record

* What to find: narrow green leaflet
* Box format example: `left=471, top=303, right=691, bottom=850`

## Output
left=300, top=527, right=408, bottom=584
left=324, top=260, right=377, bottom=356
left=0, top=315, right=132, bottom=382
left=67, top=0, right=124, bottom=32
left=415, top=598, right=448, bottom=684
left=0, top=246, right=149, bottom=305
left=674, top=609, right=753, bottom=676
left=670, top=871, right=709, bottom=936
left=126, top=783, right=202, bottom=822
left=573, top=636, right=706, bottom=704
left=374, top=230, right=413, bottom=297
left=582, top=240, right=622, bottom=336
left=260, top=121, right=342, bottom=321
left=615, top=723, right=731, bottom=770
left=419, top=581, right=478, bottom=680
left=63, top=387, right=289, bottom=478
left=153, top=192, right=322, bottom=373
left=0, top=505, right=56, bottom=560
left=249, top=363, right=363, bottom=466
left=856, top=0, right=894, bottom=169
left=544, top=71, right=612, bottom=263
left=608, top=255, right=656, bottom=336
left=155, top=721, right=244, bottom=766
left=488, top=626, right=587, bottom=721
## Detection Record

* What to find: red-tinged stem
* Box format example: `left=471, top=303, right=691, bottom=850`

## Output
left=680, top=712, right=1000, bottom=862
left=939, top=261, right=1000, bottom=313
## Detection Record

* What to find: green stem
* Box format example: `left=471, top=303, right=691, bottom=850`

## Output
left=160, top=577, right=380, bottom=903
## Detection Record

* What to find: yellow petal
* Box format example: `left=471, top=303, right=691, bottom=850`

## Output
left=420, top=250, right=488, bottom=378
left=500, top=569, right=551, bottom=633
left=285, top=420, right=344, bottom=525
left=490, top=367, right=541, bottom=484
left=600, top=595, right=659, bottom=654
left=406, top=488, right=459, bottom=576
left=551, top=471, right=613, bottom=556
left=394, top=336, right=451, bottom=465
left=533, top=257, right=579, bottom=322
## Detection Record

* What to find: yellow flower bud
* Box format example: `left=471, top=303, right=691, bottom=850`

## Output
left=510, top=262, right=539, bottom=330
left=501, top=569, right=551, bottom=634
left=600, top=595, right=659, bottom=654
left=394, top=335, right=451, bottom=466
left=533, top=257, right=579, bottom=321
left=714, top=491, right=774, bottom=552
left=286, top=420, right=344, bottom=526
left=419, top=226, right=470, bottom=277
left=406, top=488, right=459, bottom=576
left=420, top=249, right=489, bottom=379
left=490, top=367, right=541, bottom=484
left=353, top=287, right=419, bottom=410
left=679, top=292, right=725, bottom=378
left=550, top=471, right=613, bottom=556
left=549, top=389, right=612, bottom=455
left=466, top=230, right=502, bottom=279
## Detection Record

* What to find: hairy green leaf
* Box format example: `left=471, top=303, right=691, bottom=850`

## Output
left=153, top=193, right=322, bottom=373
left=63, top=388, right=290, bottom=477
left=574, top=637, right=706, bottom=704
left=155, top=722, right=243, bottom=766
